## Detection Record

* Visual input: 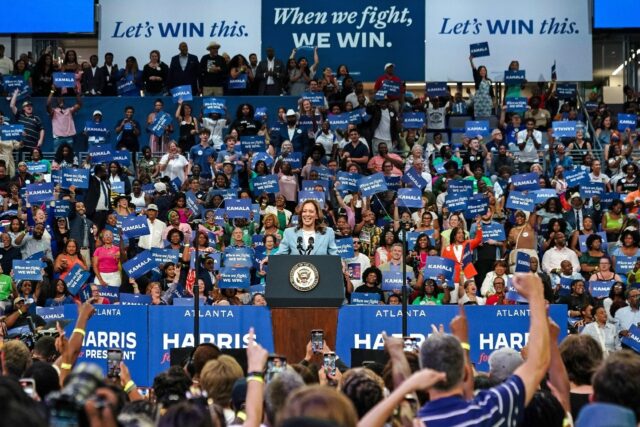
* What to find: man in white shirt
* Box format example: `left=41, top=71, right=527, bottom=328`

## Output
left=541, top=233, right=580, bottom=274
left=138, top=205, right=167, bottom=250
left=0, top=45, right=14, bottom=76
left=345, top=237, right=371, bottom=288
left=589, top=159, right=612, bottom=191
left=615, top=287, right=640, bottom=338
left=516, top=118, right=543, bottom=173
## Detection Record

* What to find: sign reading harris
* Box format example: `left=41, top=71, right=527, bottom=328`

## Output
left=469, top=41, right=490, bottom=57
left=618, top=113, right=637, bottom=132
left=170, top=85, right=193, bottom=103
left=13, top=260, right=43, bottom=281
left=52, top=72, right=76, bottom=88
left=357, top=173, right=388, bottom=197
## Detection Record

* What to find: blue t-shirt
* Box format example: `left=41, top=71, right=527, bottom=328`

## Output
left=417, top=375, right=526, bottom=427
left=189, top=145, right=216, bottom=178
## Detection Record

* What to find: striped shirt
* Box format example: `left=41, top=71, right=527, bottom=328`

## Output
left=417, top=375, right=525, bottom=427
left=14, top=111, right=43, bottom=148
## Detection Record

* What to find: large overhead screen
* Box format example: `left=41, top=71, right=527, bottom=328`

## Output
left=0, top=0, right=94, bottom=33
left=594, top=0, right=640, bottom=29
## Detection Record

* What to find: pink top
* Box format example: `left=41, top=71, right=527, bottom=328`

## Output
left=278, top=174, right=299, bottom=202
left=93, top=245, right=120, bottom=273
left=51, top=107, right=77, bottom=138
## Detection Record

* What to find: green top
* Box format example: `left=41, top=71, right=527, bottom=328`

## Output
left=412, top=293, right=444, bottom=305
left=0, top=274, right=13, bottom=301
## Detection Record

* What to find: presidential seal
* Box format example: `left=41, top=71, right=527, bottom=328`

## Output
left=289, top=262, right=320, bottom=292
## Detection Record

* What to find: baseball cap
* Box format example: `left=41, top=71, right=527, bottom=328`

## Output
left=147, top=204, right=158, bottom=211
left=488, top=348, right=523, bottom=383
left=13, top=296, right=25, bottom=305
left=21, top=100, right=32, bottom=108
left=92, top=110, right=103, bottom=117
left=575, top=403, right=636, bottom=427
left=570, top=192, right=582, bottom=200
left=154, top=182, right=167, bottom=193
left=384, top=63, right=394, bottom=70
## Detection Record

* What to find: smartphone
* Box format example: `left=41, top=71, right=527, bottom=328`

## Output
left=403, top=337, right=419, bottom=352
left=266, top=354, right=287, bottom=383
left=323, top=352, right=337, bottom=376
left=107, top=349, right=123, bottom=378
left=19, top=378, right=36, bottom=399
left=137, top=387, right=151, bottom=399
left=311, top=329, right=324, bottom=353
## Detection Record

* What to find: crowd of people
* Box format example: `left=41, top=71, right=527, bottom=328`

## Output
left=0, top=41, right=639, bottom=425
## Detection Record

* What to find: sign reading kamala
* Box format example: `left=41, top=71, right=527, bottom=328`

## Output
left=425, top=0, right=592, bottom=81
left=123, top=250, right=157, bottom=279
left=335, top=305, right=567, bottom=370
left=99, top=0, right=261, bottom=75
left=263, top=0, right=426, bottom=81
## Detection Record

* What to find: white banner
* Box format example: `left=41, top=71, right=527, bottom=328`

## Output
left=98, top=0, right=261, bottom=70
left=425, top=0, right=592, bottom=82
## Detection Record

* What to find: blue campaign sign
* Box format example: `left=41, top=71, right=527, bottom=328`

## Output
left=112, top=150, right=132, bottom=167
left=219, top=267, right=251, bottom=288
left=150, top=112, right=172, bottom=137
left=253, top=174, right=280, bottom=194
left=600, top=192, right=617, bottom=207
left=251, top=152, right=275, bottom=169
left=506, top=191, right=535, bottom=212
left=470, top=42, right=490, bottom=57
left=65, top=264, right=91, bottom=295
left=2, top=75, right=27, bottom=91
left=148, top=306, right=274, bottom=384
left=402, top=168, right=427, bottom=190
left=223, top=247, right=255, bottom=268
left=240, top=135, right=267, bottom=153
left=351, top=293, right=381, bottom=305
left=382, top=271, right=412, bottom=292
left=121, top=215, right=150, bottom=239
left=556, top=83, right=577, bottom=99
left=252, top=234, right=265, bottom=251
left=426, top=82, right=449, bottom=97
left=444, top=193, right=467, bottom=213
left=298, top=190, right=325, bottom=208
left=111, top=182, right=125, bottom=195
left=447, top=179, right=474, bottom=198
left=558, top=277, right=573, bottom=297
left=123, top=250, right=157, bottom=279
left=621, top=325, right=640, bottom=355
left=36, top=306, right=66, bottom=323
left=225, top=198, right=252, bottom=219
left=357, top=173, right=388, bottom=197
left=618, top=113, right=637, bottom=131
left=464, top=195, right=489, bottom=219
left=465, top=120, right=490, bottom=137
left=26, top=251, right=45, bottom=262
left=397, top=188, right=423, bottom=209
left=228, top=74, right=248, bottom=89
left=120, top=294, right=151, bottom=305
left=254, top=107, right=267, bottom=121
left=515, top=252, right=531, bottom=273
left=63, top=305, right=148, bottom=386
left=532, top=189, right=557, bottom=205
left=54, top=200, right=71, bottom=218
left=208, top=252, right=222, bottom=270
left=170, top=85, right=193, bottom=103
left=581, top=182, right=605, bottom=198
left=423, top=256, right=455, bottom=283
left=552, top=120, right=577, bottom=138
left=482, top=223, right=506, bottom=242
left=506, top=97, right=528, bottom=113
left=88, top=144, right=115, bottom=164
left=283, top=152, right=302, bottom=169
left=336, top=171, right=360, bottom=192
left=26, top=182, right=55, bottom=203
left=384, top=176, right=401, bottom=191
left=512, top=173, right=540, bottom=191
left=403, top=112, right=425, bottom=129
left=85, top=121, right=109, bottom=139
left=1, top=124, right=25, bottom=141
left=150, top=248, right=180, bottom=265
left=61, top=168, right=90, bottom=190
left=202, top=97, right=226, bottom=114
left=312, top=166, right=335, bottom=181
left=328, top=113, right=350, bottom=130
left=381, top=80, right=401, bottom=96
left=504, top=70, right=525, bottom=85
left=589, top=281, right=612, bottom=298
left=615, top=256, right=637, bottom=274
left=335, top=237, right=355, bottom=259
left=564, top=168, right=590, bottom=187
left=301, top=92, right=325, bottom=107
left=53, top=72, right=76, bottom=88
left=301, top=179, right=329, bottom=193
left=584, top=101, right=598, bottom=112
left=116, top=79, right=136, bottom=95
left=335, top=305, right=567, bottom=370
left=26, top=162, right=48, bottom=174
left=13, top=260, right=43, bottom=281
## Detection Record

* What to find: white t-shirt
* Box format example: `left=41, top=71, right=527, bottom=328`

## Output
left=160, top=153, right=189, bottom=183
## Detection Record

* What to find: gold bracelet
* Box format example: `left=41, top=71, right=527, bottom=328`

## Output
left=247, top=375, right=264, bottom=384
left=72, top=328, right=86, bottom=337
left=60, top=363, right=73, bottom=370
left=460, top=342, right=471, bottom=351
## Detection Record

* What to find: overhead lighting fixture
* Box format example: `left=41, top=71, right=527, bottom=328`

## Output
left=612, top=63, right=624, bottom=75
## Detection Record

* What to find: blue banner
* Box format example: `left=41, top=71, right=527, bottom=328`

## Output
left=447, top=179, right=473, bottom=198
left=223, top=247, right=255, bottom=268
left=381, top=80, right=401, bottom=96
left=65, top=264, right=91, bottom=295
left=589, top=281, right=612, bottom=298
left=170, top=85, right=193, bottom=103
left=402, top=167, right=427, bottom=190
left=112, top=150, right=132, bottom=167
left=397, top=188, right=423, bottom=209
left=464, top=195, right=489, bottom=219
left=504, top=70, right=525, bottom=85
left=403, top=112, right=425, bottom=129
left=384, top=176, right=401, bottom=191
left=552, top=120, right=577, bottom=138
left=2, top=75, right=27, bottom=92
left=120, top=294, right=151, bottom=305
left=600, top=192, right=618, bottom=207
left=54, top=200, right=71, bottom=218
left=283, top=152, right=302, bottom=169
left=581, top=182, right=605, bottom=198
left=121, top=215, right=150, bottom=239
left=465, top=120, right=490, bottom=137
left=240, top=135, right=267, bottom=153
left=150, top=248, right=180, bottom=265
left=111, top=182, right=125, bottom=195
left=621, top=325, right=640, bottom=354
left=357, top=173, right=388, bottom=197
left=254, top=106, right=267, bottom=121
left=426, top=82, right=449, bottom=97
left=53, top=72, right=76, bottom=88
left=228, top=74, right=248, bottom=89
left=564, top=168, right=590, bottom=187
left=149, top=112, right=172, bottom=137
left=556, top=83, right=577, bottom=99
left=469, top=42, right=490, bottom=57
left=1, top=124, right=24, bottom=141
left=328, top=113, right=350, bottom=130
left=506, top=191, right=535, bottom=212
left=251, top=152, right=274, bottom=169
left=253, top=174, right=280, bottom=194
left=226, top=199, right=252, bottom=219
left=298, top=190, right=325, bottom=208
left=262, top=0, right=425, bottom=81
left=423, top=256, right=455, bottom=283
left=335, top=305, right=567, bottom=370
left=515, top=252, right=531, bottom=273
left=219, top=267, right=251, bottom=288
left=312, top=166, right=335, bottom=181
left=618, top=113, right=637, bottom=132
left=202, top=97, right=226, bottom=115
left=615, top=256, right=637, bottom=274
left=123, top=250, right=157, bottom=279
left=26, top=161, right=48, bottom=174
left=61, top=168, right=90, bottom=190
left=36, top=306, right=66, bottom=323
left=506, top=97, right=528, bottom=113
left=26, top=182, right=55, bottom=203
left=88, top=144, right=115, bottom=164
left=335, top=237, right=355, bottom=259
left=116, top=79, right=136, bottom=95
left=336, top=171, right=360, bottom=192
left=512, top=173, right=540, bottom=191
left=481, top=223, right=506, bottom=242
left=301, top=92, right=325, bottom=107
left=350, top=293, right=381, bottom=305
left=13, top=260, right=43, bottom=281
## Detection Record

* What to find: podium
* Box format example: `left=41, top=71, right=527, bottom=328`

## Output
left=266, top=255, right=344, bottom=363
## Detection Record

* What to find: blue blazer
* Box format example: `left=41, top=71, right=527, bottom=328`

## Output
left=277, top=227, right=337, bottom=256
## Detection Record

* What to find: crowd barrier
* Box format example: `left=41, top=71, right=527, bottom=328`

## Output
left=36, top=304, right=567, bottom=386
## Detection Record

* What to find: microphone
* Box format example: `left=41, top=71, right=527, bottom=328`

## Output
left=307, top=237, right=315, bottom=255
left=297, top=236, right=304, bottom=254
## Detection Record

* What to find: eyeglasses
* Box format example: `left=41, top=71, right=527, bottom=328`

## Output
left=353, top=241, right=361, bottom=244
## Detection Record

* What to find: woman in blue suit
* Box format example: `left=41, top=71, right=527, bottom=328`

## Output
left=277, top=200, right=337, bottom=255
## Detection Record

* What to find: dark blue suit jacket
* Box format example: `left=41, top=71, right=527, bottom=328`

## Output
left=275, top=125, right=310, bottom=155
left=168, top=53, right=200, bottom=93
